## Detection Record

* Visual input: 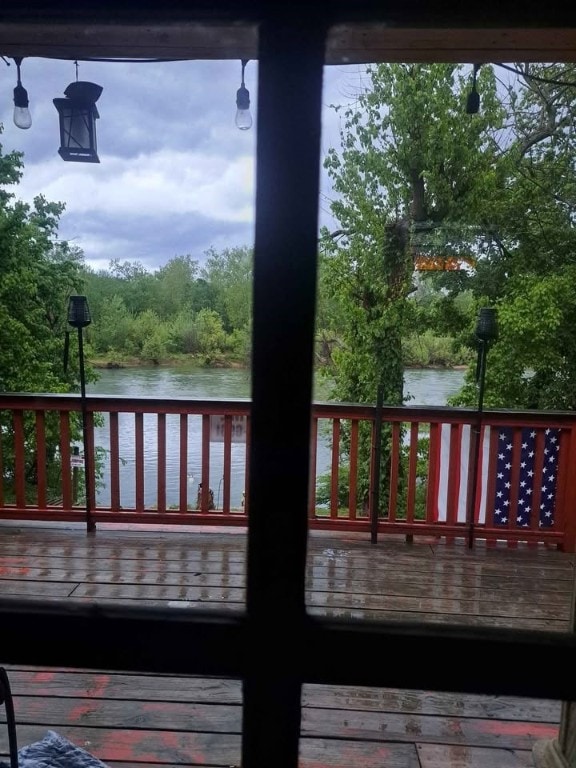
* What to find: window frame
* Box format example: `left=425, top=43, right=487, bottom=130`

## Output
left=1, top=6, right=576, bottom=768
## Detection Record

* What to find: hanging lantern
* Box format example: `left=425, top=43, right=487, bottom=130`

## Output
left=53, top=81, right=103, bottom=163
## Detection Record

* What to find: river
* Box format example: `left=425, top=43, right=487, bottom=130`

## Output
left=88, top=366, right=466, bottom=509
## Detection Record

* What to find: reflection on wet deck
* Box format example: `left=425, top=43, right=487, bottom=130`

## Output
left=0, top=525, right=572, bottom=766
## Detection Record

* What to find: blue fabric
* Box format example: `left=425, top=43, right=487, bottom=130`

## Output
left=0, top=730, right=109, bottom=767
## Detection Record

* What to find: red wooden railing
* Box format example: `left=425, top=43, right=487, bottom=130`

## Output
left=1, top=393, right=576, bottom=550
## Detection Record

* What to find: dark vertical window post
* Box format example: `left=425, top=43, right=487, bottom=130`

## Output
left=243, top=15, right=326, bottom=768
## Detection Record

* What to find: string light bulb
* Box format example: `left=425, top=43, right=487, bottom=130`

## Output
left=235, top=59, right=252, bottom=130
left=13, top=57, right=32, bottom=129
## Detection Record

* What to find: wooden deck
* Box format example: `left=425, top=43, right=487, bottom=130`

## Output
left=0, top=523, right=573, bottom=767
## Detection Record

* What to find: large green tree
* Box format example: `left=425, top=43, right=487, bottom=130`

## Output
left=0, top=142, right=85, bottom=393
left=0, top=129, right=87, bottom=500
left=320, top=63, right=503, bottom=509
left=322, top=63, right=503, bottom=406
left=450, top=64, right=576, bottom=410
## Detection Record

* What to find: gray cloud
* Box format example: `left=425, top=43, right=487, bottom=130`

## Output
left=0, top=57, right=358, bottom=271
left=61, top=208, right=253, bottom=271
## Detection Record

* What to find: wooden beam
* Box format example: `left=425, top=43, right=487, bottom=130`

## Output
left=0, top=24, right=575, bottom=63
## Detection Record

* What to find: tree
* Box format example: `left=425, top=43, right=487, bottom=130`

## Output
left=322, top=63, right=503, bottom=405
left=321, top=63, right=503, bottom=507
left=202, top=246, right=252, bottom=333
left=450, top=64, right=576, bottom=410
left=0, top=127, right=88, bottom=500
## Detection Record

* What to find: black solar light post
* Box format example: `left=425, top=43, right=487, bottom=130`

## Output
left=54, top=80, right=103, bottom=163
left=467, top=307, right=498, bottom=548
left=67, top=295, right=95, bottom=533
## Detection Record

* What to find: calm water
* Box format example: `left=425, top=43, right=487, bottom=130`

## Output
left=88, top=366, right=466, bottom=509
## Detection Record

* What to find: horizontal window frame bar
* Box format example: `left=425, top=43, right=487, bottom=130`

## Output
left=1, top=598, right=574, bottom=701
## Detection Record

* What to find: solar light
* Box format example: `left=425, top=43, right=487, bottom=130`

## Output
left=54, top=81, right=103, bottom=163
left=67, top=295, right=92, bottom=328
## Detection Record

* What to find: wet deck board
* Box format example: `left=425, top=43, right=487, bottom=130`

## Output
left=0, top=525, right=571, bottom=766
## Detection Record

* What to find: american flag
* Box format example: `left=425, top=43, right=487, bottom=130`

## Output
left=492, top=427, right=560, bottom=528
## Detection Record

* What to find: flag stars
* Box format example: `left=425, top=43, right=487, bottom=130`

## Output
left=489, top=427, right=559, bottom=529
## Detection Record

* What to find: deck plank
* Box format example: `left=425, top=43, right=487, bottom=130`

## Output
left=417, top=744, right=534, bottom=767
left=0, top=525, right=570, bottom=767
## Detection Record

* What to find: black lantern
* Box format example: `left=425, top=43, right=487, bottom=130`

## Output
left=475, top=307, right=498, bottom=342
left=466, top=63, right=481, bottom=115
left=53, top=81, right=103, bottom=163
left=67, top=295, right=92, bottom=328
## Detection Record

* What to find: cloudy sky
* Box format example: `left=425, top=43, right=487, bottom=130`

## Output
left=0, top=56, right=363, bottom=273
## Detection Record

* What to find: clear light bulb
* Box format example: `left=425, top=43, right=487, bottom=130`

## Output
left=235, top=107, right=252, bottom=131
left=235, top=85, right=252, bottom=131
left=14, top=105, right=32, bottom=129
left=13, top=84, right=32, bottom=129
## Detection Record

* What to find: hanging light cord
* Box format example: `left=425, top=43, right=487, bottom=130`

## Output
left=241, top=59, right=249, bottom=87
left=14, top=56, right=23, bottom=85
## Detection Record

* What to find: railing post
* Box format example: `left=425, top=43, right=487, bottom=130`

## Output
left=561, top=430, right=576, bottom=553
left=72, top=445, right=80, bottom=504
left=370, top=386, right=384, bottom=545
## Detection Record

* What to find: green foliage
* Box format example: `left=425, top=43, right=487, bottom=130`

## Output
left=201, top=246, right=253, bottom=332
left=321, top=63, right=503, bottom=508
left=195, top=308, right=228, bottom=359
left=82, top=247, right=252, bottom=365
left=0, top=126, right=93, bottom=503
left=403, top=331, right=472, bottom=368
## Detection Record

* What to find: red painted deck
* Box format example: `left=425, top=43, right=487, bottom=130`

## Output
left=0, top=524, right=572, bottom=766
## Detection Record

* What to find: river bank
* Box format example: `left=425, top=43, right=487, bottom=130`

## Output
left=90, top=354, right=247, bottom=370
left=90, top=354, right=468, bottom=372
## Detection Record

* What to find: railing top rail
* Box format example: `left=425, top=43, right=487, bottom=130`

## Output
left=314, top=401, right=576, bottom=426
left=1, top=392, right=576, bottom=426
left=0, top=393, right=251, bottom=415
